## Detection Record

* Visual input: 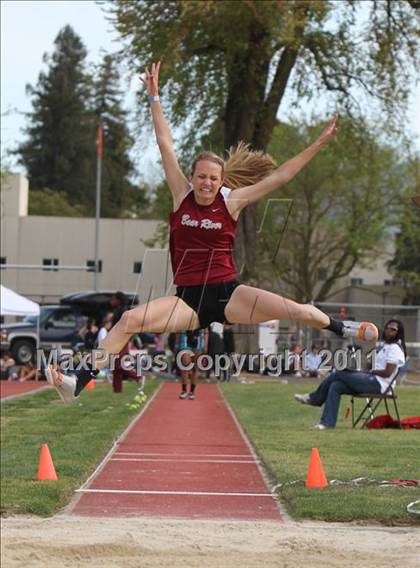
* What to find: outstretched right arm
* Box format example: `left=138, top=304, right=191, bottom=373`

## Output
left=141, top=62, right=189, bottom=210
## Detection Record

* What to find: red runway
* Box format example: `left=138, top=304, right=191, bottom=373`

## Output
left=0, top=381, right=49, bottom=401
left=71, top=382, right=282, bottom=521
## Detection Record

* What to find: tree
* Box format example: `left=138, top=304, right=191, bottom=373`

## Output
left=388, top=174, right=420, bottom=305
left=93, top=54, right=148, bottom=217
left=16, top=26, right=96, bottom=212
left=106, top=0, right=419, bottom=277
left=28, top=188, right=88, bottom=217
left=257, top=117, right=412, bottom=302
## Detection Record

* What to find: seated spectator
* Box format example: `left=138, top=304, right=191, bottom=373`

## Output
left=1, top=351, right=17, bottom=380
left=96, top=313, right=113, bottom=346
left=283, top=344, right=304, bottom=376
left=303, top=344, right=322, bottom=378
left=83, top=319, right=99, bottom=350
left=294, top=319, right=406, bottom=429
left=76, top=318, right=99, bottom=351
left=19, top=361, right=41, bottom=382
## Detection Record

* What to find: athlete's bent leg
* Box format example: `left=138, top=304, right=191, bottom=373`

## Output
left=47, top=296, right=200, bottom=404
left=99, top=296, right=199, bottom=369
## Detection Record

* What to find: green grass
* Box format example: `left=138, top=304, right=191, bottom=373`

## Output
left=1, top=379, right=160, bottom=517
left=2, top=379, right=419, bottom=524
left=221, top=382, right=420, bottom=525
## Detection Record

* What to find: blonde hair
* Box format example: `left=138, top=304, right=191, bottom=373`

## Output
left=191, top=152, right=225, bottom=177
left=191, top=143, right=277, bottom=190
left=224, top=142, right=277, bottom=189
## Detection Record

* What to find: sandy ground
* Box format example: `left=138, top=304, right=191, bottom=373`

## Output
left=1, top=515, right=420, bottom=568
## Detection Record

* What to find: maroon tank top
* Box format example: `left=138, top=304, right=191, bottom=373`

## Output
left=169, top=187, right=237, bottom=286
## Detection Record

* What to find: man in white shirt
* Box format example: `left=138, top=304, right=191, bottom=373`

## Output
left=294, top=320, right=406, bottom=429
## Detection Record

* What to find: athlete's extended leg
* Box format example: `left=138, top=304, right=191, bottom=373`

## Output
left=225, top=285, right=378, bottom=340
left=46, top=296, right=200, bottom=404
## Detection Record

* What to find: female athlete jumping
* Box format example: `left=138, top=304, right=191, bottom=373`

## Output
left=47, top=62, right=378, bottom=403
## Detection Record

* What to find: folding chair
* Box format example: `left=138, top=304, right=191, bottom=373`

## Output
left=350, top=371, right=401, bottom=429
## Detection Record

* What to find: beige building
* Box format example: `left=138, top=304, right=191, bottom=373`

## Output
left=1, top=174, right=173, bottom=303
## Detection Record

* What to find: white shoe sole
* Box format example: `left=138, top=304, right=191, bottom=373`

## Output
left=46, top=366, right=78, bottom=405
left=342, top=321, right=379, bottom=342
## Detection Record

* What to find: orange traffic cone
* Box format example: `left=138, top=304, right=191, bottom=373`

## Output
left=305, top=448, right=328, bottom=488
left=37, top=444, right=58, bottom=480
left=86, top=379, right=95, bottom=390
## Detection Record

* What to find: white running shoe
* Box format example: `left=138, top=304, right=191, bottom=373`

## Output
left=45, top=366, right=79, bottom=405
left=179, top=391, right=188, bottom=400
left=342, top=321, right=378, bottom=342
left=294, top=393, right=312, bottom=405
left=311, top=423, right=330, bottom=430
left=188, top=392, right=195, bottom=400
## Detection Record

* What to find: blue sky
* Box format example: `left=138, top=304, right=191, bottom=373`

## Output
left=1, top=0, right=419, bottom=182
left=1, top=1, right=144, bottom=169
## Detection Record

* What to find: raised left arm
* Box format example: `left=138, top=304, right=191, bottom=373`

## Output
left=226, top=116, right=338, bottom=218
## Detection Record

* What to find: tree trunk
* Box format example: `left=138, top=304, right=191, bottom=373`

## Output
left=222, top=13, right=309, bottom=357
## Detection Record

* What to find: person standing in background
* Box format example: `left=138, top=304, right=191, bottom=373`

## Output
left=178, top=329, right=208, bottom=400
left=109, top=292, right=139, bottom=393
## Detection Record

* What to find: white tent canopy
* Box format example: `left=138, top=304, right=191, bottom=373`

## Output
left=0, top=285, right=40, bottom=316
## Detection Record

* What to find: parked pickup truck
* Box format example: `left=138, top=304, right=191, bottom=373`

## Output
left=0, top=291, right=138, bottom=364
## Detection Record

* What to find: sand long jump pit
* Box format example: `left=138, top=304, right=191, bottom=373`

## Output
left=2, top=515, right=420, bottom=567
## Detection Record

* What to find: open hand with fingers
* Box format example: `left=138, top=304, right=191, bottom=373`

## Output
left=315, top=115, right=338, bottom=148
left=140, top=61, right=161, bottom=97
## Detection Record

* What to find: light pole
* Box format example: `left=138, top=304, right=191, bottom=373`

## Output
left=94, top=122, right=103, bottom=291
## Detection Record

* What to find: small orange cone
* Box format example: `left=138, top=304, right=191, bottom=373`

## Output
left=86, top=379, right=95, bottom=390
left=305, top=448, right=328, bottom=488
left=37, top=444, right=58, bottom=481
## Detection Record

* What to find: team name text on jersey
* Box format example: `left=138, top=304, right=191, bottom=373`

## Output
left=181, top=214, right=222, bottom=230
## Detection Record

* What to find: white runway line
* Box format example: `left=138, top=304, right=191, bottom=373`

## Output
left=110, top=458, right=257, bottom=464
left=76, top=488, right=274, bottom=497
left=76, top=385, right=163, bottom=492
left=73, top=385, right=277, bottom=514
left=115, top=452, right=253, bottom=458
left=219, top=386, right=286, bottom=519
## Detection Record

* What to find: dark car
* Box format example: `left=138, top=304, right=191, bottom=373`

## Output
left=0, top=291, right=138, bottom=364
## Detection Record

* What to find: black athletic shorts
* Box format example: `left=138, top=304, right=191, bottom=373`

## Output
left=175, top=280, right=240, bottom=328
